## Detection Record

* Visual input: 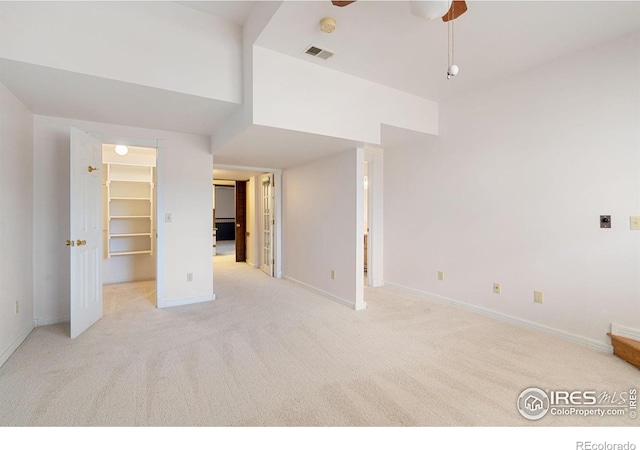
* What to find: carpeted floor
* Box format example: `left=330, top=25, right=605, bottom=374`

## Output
left=0, top=253, right=637, bottom=427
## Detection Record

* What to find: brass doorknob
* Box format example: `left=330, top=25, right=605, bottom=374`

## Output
left=76, top=240, right=87, bottom=246
left=66, top=240, right=75, bottom=247
left=88, top=166, right=99, bottom=172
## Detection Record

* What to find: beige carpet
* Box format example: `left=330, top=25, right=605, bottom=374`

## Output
left=0, top=253, right=637, bottom=427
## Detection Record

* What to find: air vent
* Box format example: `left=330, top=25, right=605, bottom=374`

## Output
left=304, top=45, right=334, bottom=60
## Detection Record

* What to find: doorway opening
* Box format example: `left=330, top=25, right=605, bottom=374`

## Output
left=101, top=144, right=158, bottom=311
left=213, top=181, right=237, bottom=257
left=363, top=147, right=383, bottom=289
left=211, top=166, right=282, bottom=286
left=70, top=128, right=166, bottom=338
left=364, top=161, right=369, bottom=285
left=260, top=174, right=274, bottom=277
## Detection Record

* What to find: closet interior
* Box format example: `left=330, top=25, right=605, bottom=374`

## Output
left=102, top=144, right=157, bottom=284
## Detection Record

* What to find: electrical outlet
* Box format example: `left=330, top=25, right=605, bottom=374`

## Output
left=331, top=270, right=335, bottom=280
left=438, top=271, right=445, bottom=281
left=493, top=283, right=501, bottom=294
left=534, top=291, right=544, bottom=304
left=187, top=273, right=193, bottom=282
left=15, top=301, right=19, bottom=314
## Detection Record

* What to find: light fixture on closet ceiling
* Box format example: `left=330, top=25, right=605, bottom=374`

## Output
left=115, top=145, right=128, bottom=156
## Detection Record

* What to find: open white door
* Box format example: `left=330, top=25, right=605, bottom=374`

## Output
left=261, top=174, right=274, bottom=276
left=69, top=128, right=103, bottom=338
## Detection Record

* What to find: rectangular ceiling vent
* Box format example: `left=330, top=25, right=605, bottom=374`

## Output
left=304, top=45, right=334, bottom=60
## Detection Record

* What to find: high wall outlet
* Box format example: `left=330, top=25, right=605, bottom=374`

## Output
left=438, top=271, right=445, bottom=281
left=187, top=273, right=193, bottom=282
left=493, top=283, right=501, bottom=294
left=534, top=291, right=544, bottom=304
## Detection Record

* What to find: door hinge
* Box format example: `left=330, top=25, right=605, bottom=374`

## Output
left=272, top=219, right=275, bottom=225
left=272, top=259, right=275, bottom=265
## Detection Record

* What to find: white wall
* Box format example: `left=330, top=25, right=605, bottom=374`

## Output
left=0, top=81, right=34, bottom=366
left=33, top=115, right=213, bottom=323
left=252, top=46, right=439, bottom=145
left=384, top=33, right=640, bottom=348
left=210, top=1, right=282, bottom=152
left=215, top=186, right=235, bottom=219
left=0, top=2, right=242, bottom=103
left=283, top=149, right=363, bottom=308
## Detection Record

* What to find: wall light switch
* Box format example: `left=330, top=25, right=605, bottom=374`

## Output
left=493, top=283, right=501, bottom=294
left=165, top=213, right=172, bottom=223
left=630, top=216, right=640, bottom=231
left=600, top=215, right=611, bottom=229
left=438, top=271, right=445, bottom=281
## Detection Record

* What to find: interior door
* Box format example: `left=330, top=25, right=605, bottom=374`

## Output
left=69, top=128, right=103, bottom=338
left=235, top=181, right=246, bottom=262
left=261, top=174, right=274, bottom=276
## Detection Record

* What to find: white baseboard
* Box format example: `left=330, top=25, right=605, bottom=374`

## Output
left=157, top=294, right=215, bottom=309
left=611, top=323, right=640, bottom=341
left=0, top=320, right=35, bottom=368
left=285, top=276, right=356, bottom=309
left=384, top=281, right=612, bottom=353
left=35, top=317, right=70, bottom=327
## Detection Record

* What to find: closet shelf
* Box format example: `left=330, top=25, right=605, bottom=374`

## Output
left=109, top=179, right=152, bottom=183
left=106, top=162, right=155, bottom=259
left=109, top=215, right=151, bottom=219
left=110, top=250, right=153, bottom=256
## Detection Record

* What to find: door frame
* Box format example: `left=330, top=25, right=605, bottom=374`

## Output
left=213, top=164, right=283, bottom=278
left=260, top=173, right=274, bottom=277
left=93, top=133, right=165, bottom=306
left=364, top=147, right=383, bottom=288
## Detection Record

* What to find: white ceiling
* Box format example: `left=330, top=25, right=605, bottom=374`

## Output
left=0, top=58, right=240, bottom=136
left=256, top=1, right=640, bottom=102
left=3, top=1, right=639, bottom=170
left=213, top=124, right=363, bottom=169
left=213, top=167, right=267, bottom=181
left=176, top=1, right=258, bottom=25
left=213, top=0, right=640, bottom=168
